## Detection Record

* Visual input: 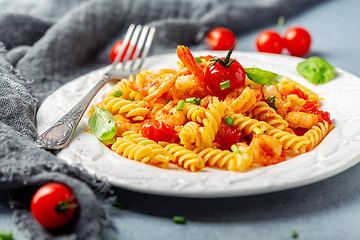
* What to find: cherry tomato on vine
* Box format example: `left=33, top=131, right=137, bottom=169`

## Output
left=283, top=26, right=311, bottom=57
left=204, top=44, right=246, bottom=98
left=31, top=183, right=78, bottom=229
left=110, top=40, right=137, bottom=63
left=256, top=30, right=284, bottom=54
left=206, top=27, right=236, bottom=51
left=141, top=119, right=178, bottom=142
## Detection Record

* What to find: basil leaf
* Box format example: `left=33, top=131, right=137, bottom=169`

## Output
left=297, top=56, right=336, bottom=84
left=88, top=107, right=117, bottom=140
left=0, top=230, right=13, bottom=240
left=245, top=68, right=285, bottom=86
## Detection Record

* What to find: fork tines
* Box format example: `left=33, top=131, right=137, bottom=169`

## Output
left=112, top=24, right=156, bottom=72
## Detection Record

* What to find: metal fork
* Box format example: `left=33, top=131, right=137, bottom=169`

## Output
left=35, top=24, right=156, bottom=150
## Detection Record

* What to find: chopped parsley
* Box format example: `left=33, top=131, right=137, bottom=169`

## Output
left=173, top=216, right=186, bottom=224
left=113, top=90, right=123, bottom=98
left=112, top=200, right=128, bottom=210
left=224, top=115, right=234, bottom=127
left=220, top=80, right=231, bottom=90
left=176, top=100, right=185, bottom=111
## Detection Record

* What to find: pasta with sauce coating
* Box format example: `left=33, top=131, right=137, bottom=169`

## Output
left=88, top=46, right=334, bottom=172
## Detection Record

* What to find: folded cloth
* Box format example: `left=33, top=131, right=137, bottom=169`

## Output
left=0, top=0, right=325, bottom=239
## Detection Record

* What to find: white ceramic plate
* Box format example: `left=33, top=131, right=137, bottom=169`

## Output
left=37, top=51, right=360, bottom=198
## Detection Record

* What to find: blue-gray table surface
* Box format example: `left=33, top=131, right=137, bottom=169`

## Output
left=1, top=0, right=360, bottom=239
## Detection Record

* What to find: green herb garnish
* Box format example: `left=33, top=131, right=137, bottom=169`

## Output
left=173, top=216, right=186, bottom=224
left=220, top=80, right=231, bottom=90
left=88, top=107, right=117, bottom=141
left=165, top=99, right=171, bottom=104
left=297, top=56, right=336, bottom=84
left=176, top=100, right=185, bottom=111
left=231, top=144, right=240, bottom=154
left=266, top=96, right=278, bottom=111
left=245, top=68, right=284, bottom=86
left=112, top=200, right=128, bottom=210
left=224, top=115, right=234, bottom=127
left=185, top=97, right=201, bottom=105
left=252, top=127, right=263, bottom=135
left=113, top=90, right=123, bottom=98
left=0, top=230, right=13, bottom=240
left=292, top=231, right=298, bottom=239
left=195, top=57, right=203, bottom=63
left=124, top=135, right=134, bottom=142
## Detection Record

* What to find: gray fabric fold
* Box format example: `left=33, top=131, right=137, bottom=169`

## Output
left=0, top=0, right=325, bottom=238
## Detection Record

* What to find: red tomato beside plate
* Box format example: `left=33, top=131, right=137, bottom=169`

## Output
left=31, top=183, right=78, bottom=229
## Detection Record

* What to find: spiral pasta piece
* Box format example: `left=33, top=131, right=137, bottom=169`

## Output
left=193, top=146, right=252, bottom=172
left=248, top=101, right=289, bottom=130
left=103, top=96, right=149, bottom=121
left=128, top=90, right=145, bottom=101
left=277, top=77, right=320, bottom=104
left=179, top=121, right=199, bottom=146
left=183, top=103, right=207, bottom=124
left=159, top=142, right=205, bottom=172
left=197, top=98, right=225, bottom=147
left=105, top=78, right=133, bottom=99
left=232, top=143, right=253, bottom=171
left=232, top=113, right=269, bottom=136
left=266, top=128, right=310, bottom=154
left=304, top=121, right=334, bottom=151
left=111, top=137, right=152, bottom=164
left=122, top=131, right=173, bottom=167
left=179, top=97, right=225, bottom=147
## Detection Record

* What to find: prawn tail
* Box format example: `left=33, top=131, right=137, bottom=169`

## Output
left=176, top=45, right=205, bottom=88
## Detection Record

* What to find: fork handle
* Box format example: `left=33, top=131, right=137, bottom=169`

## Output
left=35, top=75, right=111, bottom=150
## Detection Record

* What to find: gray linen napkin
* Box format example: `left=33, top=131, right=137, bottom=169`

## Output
left=0, top=0, right=324, bottom=239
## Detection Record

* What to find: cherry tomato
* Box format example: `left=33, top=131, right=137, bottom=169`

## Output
left=215, top=120, right=240, bottom=150
left=284, top=27, right=311, bottom=57
left=141, top=120, right=179, bottom=142
left=256, top=30, right=284, bottom=54
left=206, top=27, right=236, bottom=51
left=204, top=46, right=246, bottom=98
left=31, top=183, right=78, bottom=229
left=110, top=40, right=137, bottom=63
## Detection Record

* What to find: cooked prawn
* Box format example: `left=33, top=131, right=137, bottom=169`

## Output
left=224, top=87, right=257, bottom=113
left=154, top=101, right=187, bottom=127
left=261, top=84, right=286, bottom=117
left=249, top=135, right=285, bottom=166
left=176, top=45, right=206, bottom=89
left=144, top=73, right=177, bottom=101
left=285, top=111, right=318, bottom=129
left=171, top=74, right=198, bottom=99
left=129, top=70, right=177, bottom=102
left=113, top=114, right=141, bottom=137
